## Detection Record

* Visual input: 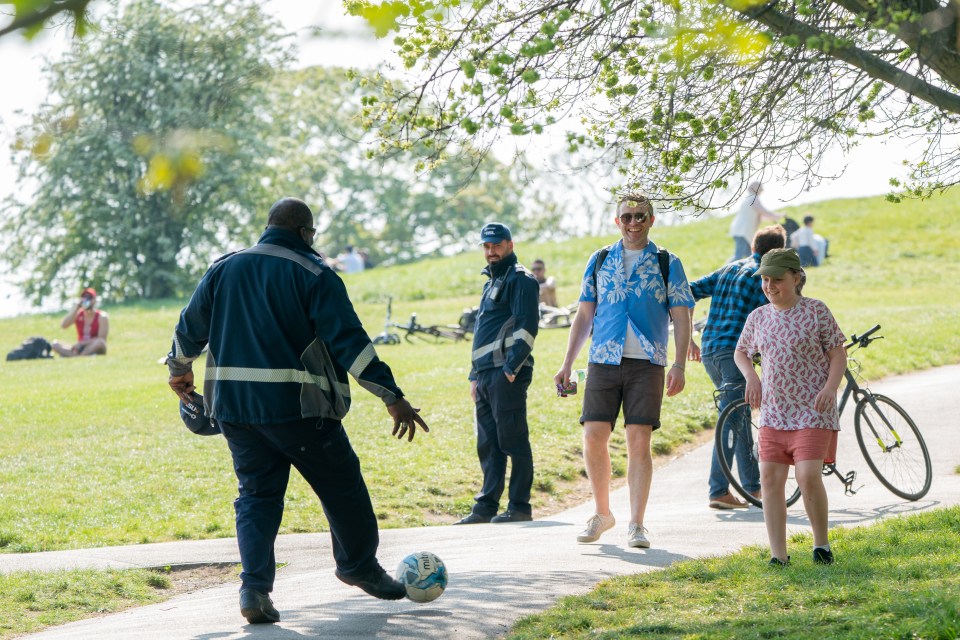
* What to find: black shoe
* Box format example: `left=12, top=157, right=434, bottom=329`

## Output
left=813, top=547, right=834, bottom=565
left=239, top=588, right=280, bottom=624
left=768, top=556, right=790, bottom=567
left=490, top=510, right=533, bottom=523
left=455, top=512, right=492, bottom=525
left=336, top=564, right=406, bottom=600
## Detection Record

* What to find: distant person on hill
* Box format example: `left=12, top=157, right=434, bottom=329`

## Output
left=166, top=197, right=429, bottom=624
left=335, top=245, right=365, bottom=274
left=790, top=215, right=828, bottom=267
left=532, top=258, right=571, bottom=326
left=456, top=222, right=540, bottom=525
left=554, top=194, right=694, bottom=550
left=735, top=248, right=846, bottom=567
left=531, top=259, right=558, bottom=307
left=729, top=182, right=781, bottom=262
left=51, top=287, right=108, bottom=357
left=688, top=225, right=786, bottom=510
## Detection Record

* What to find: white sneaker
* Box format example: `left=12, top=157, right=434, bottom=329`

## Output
left=577, top=513, right=616, bottom=543
left=627, top=523, right=650, bottom=548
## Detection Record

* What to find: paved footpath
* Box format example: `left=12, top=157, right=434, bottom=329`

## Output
left=6, top=365, right=959, bottom=639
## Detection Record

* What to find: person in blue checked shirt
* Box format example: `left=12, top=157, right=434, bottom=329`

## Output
left=456, top=222, right=541, bottom=525
left=167, top=198, right=429, bottom=624
left=555, top=194, right=694, bottom=549
left=688, top=225, right=786, bottom=509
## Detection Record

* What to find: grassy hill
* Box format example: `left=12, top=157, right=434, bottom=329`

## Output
left=0, top=190, right=958, bottom=553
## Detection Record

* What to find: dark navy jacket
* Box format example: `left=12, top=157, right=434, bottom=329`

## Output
left=469, top=252, right=540, bottom=380
left=167, top=228, right=403, bottom=425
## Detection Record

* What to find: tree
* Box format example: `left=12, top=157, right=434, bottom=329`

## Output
left=346, top=0, right=960, bottom=210
left=2, top=0, right=289, bottom=301
left=267, top=65, right=553, bottom=266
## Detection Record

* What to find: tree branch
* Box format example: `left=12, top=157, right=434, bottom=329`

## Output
left=0, top=0, right=93, bottom=40
left=737, top=1, right=960, bottom=115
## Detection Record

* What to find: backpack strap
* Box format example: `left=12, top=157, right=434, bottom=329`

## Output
left=657, top=248, right=670, bottom=295
left=591, top=245, right=612, bottom=315
left=658, top=248, right=672, bottom=320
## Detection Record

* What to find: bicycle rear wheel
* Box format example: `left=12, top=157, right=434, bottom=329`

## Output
left=854, top=394, right=932, bottom=500
left=715, top=399, right=802, bottom=508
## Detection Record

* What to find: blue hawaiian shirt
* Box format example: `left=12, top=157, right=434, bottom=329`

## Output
left=579, top=239, right=695, bottom=366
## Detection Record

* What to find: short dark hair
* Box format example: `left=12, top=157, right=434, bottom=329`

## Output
left=752, top=224, right=787, bottom=256
left=803, top=215, right=815, bottom=225
left=267, top=197, right=313, bottom=231
left=532, top=259, right=545, bottom=267
left=616, top=192, right=654, bottom=216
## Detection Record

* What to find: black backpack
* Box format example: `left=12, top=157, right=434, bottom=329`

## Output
left=592, top=245, right=671, bottom=314
left=6, top=336, right=53, bottom=361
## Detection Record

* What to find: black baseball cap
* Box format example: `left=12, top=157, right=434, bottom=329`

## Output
left=479, top=222, right=512, bottom=244
left=179, top=391, right=221, bottom=436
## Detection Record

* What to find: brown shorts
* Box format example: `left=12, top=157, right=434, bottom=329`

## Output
left=759, top=427, right=839, bottom=466
left=580, top=359, right=665, bottom=430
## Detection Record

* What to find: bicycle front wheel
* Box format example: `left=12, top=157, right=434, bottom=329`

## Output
left=715, top=399, right=802, bottom=509
left=854, top=394, right=932, bottom=500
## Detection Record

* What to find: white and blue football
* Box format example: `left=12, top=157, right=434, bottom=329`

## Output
left=395, top=551, right=447, bottom=603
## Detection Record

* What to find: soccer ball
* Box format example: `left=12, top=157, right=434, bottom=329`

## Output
left=395, top=551, right=447, bottom=603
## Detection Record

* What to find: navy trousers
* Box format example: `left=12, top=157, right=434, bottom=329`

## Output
left=472, top=366, right=534, bottom=517
left=219, top=418, right=379, bottom=593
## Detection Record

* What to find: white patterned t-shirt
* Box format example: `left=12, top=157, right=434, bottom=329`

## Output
left=736, top=296, right=845, bottom=431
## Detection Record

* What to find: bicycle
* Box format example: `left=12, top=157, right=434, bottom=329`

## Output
left=372, top=297, right=467, bottom=345
left=714, top=325, right=933, bottom=509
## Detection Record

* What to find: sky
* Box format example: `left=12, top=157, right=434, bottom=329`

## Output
left=0, top=1, right=913, bottom=316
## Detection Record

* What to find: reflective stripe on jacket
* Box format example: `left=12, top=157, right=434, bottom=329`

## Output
left=469, top=252, right=540, bottom=380
left=168, top=228, right=403, bottom=425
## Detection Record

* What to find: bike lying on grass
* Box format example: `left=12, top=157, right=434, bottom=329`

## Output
left=714, top=325, right=933, bottom=509
left=372, top=297, right=467, bottom=345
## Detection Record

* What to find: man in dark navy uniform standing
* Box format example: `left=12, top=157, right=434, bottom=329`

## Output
left=456, top=222, right=540, bottom=525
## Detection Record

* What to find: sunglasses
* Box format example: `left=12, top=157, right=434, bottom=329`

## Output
left=618, top=212, right=649, bottom=224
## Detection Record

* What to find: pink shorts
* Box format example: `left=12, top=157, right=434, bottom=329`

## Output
left=758, top=427, right=838, bottom=466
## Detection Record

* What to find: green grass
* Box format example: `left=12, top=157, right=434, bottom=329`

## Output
left=509, top=506, right=960, bottom=639
left=0, top=190, right=958, bottom=553
left=0, top=567, right=176, bottom=637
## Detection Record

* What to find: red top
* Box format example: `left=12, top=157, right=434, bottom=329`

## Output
left=75, top=309, right=102, bottom=342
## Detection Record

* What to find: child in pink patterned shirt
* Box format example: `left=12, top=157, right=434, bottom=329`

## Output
left=734, top=248, right=847, bottom=566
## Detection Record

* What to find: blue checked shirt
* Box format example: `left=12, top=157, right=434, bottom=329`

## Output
left=579, top=239, right=695, bottom=366
left=689, top=253, right=768, bottom=357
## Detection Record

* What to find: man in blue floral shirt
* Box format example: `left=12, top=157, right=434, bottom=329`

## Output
left=555, top=194, right=694, bottom=549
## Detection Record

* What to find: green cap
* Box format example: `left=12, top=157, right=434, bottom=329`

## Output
left=754, top=248, right=802, bottom=277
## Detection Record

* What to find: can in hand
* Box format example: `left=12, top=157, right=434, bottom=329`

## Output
left=556, top=369, right=586, bottom=397
left=557, top=380, right=577, bottom=397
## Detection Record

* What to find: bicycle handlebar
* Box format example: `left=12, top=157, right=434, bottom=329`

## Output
left=845, top=324, right=882, bottom=350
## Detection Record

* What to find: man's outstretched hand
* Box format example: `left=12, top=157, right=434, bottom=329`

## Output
left=387, top=398, right=430, bottom=442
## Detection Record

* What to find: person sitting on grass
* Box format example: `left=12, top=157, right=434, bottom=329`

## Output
left=51, top=287, right=108, bottom=357
left=532, top=258, right=572, bottom=326
left=734, top=248, right=846, bottom=567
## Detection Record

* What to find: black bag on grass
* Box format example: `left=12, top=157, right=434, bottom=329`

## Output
left=6, top=336, right=53, bottom=361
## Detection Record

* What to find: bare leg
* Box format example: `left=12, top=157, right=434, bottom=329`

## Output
left=761, top=461, right=790, bottom=560
left=624, top=424, right=653, bottom=526
left=51, top=341, right=77, bottom=357
left=796, top=459, right=829, bottom=547
left=78, top=338, right=107, bottom=356
left=583, top=422, right=613, bottom=516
